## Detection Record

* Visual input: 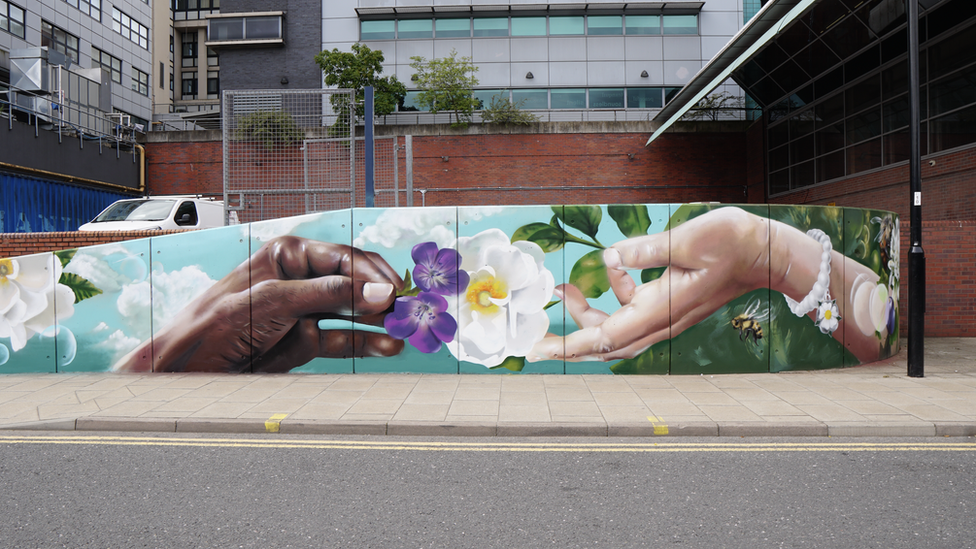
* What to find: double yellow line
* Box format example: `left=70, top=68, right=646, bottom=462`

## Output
left=1, top=435, right=974, bottom=453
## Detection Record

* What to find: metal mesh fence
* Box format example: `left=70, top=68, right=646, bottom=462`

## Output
left=222, top=89, right=356, bottom=224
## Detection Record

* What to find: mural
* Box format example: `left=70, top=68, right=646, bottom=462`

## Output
left=0, top=204, right=899, bottom=375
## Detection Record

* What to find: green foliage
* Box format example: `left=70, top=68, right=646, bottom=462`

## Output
left=569, top=249, right=611, bottom=299
left=607, top=205, right=651, bottom=238
left=490, top=356, right=526, bottom=372
left=480, top=95, right=540, bottom=126
left=409, top=49, right=480, bottom=128
left=59, top=272, right=103, bottom=303
left=315, top=43, right=406, bottom=122
left=235, top=110, right=304, bottom=150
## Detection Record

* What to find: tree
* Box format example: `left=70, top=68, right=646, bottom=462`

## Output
left=680, top=91, right=746, bottom=121
left=314, top=43, right=406, bottom=122
left=409, top=49, right=480, bottom=128
left=480, top=94, right=540, bottom=126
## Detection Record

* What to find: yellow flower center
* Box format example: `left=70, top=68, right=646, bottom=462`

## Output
left=466, top=274, right=507, bottom=313
left=0, top=258, right=12, bottom=281
left=824, top=309, right=832, bottom=320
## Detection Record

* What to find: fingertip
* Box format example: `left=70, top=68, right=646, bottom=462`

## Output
left=363, top=282, right=394, bottom=304
left=603, top=248, right=622, bottom=270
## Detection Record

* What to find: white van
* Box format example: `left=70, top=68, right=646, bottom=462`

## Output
left=78, top=196, right=237, bottom=232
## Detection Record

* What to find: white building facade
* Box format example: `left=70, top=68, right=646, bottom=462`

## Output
left=321, top=0, right=747, bottom=122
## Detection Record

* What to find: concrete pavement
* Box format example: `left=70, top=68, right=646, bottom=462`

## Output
left=1, top=338, right=974, bottom=437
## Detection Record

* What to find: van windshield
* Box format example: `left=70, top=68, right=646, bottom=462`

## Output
left=94, top=200, right=176, bottom=222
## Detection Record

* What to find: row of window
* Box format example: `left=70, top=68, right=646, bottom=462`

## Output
left=767, top=19, right=976, bottom=194
left=173, top=0, right=218, bottom=11
left=180, top=71, right=219, bottom=99
left=0, top=1, right=24, bottom=38
left=361, top=14, right=698, bottom=41
left=91, top=45, right=148, bottom=96
left=400, top=87, right=680, bottom=112
left=208, top=15, right=282, bottom=42
left=112, top=7, right=149, bottom=50
left=181, top=32, right=218, bottom=68
left=63, top=0, right=101, bottom=21
left=42, top=21, right=80, bottom=63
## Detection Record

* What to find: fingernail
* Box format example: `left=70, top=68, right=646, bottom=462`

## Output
left=363, top=282, right=394, bottom=304
left=603, top=248, right=622, bottom=270
left=553, top=287, right=564, bottom=300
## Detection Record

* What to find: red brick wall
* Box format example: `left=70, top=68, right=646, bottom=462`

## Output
left=0, top=230, right=192, bottom=258
left=146, top=141, right=223, bottom=196
left=898, top=221, right=976, bottom=337
left=412, top=132, right=748, bottom=206
left=145, top=132, right=749, bottom=206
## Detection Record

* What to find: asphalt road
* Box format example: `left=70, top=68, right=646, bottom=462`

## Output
left=1, top=433, right=974, bottom=549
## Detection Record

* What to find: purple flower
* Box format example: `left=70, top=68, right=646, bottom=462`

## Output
left=411, top=242, right=469, bottom=296
left=384, top=292, right=457, bottom=354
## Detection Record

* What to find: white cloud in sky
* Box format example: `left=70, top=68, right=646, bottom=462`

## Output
left=354, top=207, right=505, bottom=249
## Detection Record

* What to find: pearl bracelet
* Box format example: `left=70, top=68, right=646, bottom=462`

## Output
left=784, top=229, right=833, bottom=317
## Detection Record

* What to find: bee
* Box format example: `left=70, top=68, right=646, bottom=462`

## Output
left=873, top=215, right=895, bottom=267
left=730, top=300, right=770, bottom=344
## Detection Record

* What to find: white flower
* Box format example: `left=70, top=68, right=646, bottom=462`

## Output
left=815, top=298, right=841, bottom=335
left=0, top=255, right=75, bottom=352
left=447, top=229, right=555, bottom=367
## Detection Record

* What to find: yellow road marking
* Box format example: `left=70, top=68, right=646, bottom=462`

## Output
left=647, top=416, right=669, bottom=435
left=265, top=414, right=288, bottom=433
left=0, top=435, right=974, bottom=453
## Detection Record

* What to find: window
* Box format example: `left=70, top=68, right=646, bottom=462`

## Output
left=63, top=0, right=100, bottom=21
left=182, top=32, right=198, bottom=67
left=92, top=47, right=123, bottom=84
left=113, top=8, right=149, bottom=49
left=182, top=72, right=198, bottom=99
left=207, top=46, right=219, bottom=67
left=625, top=15, right=660, bottom=35
left=398, top=19, right=432, bottom=39
left=1, top=1, right=25, bottom=38
left=662, top=14, right=698, bottom=35
left=627, top=88, right=663, bottom=109
left=472, top=89, right=507, bottom=109
left=132, top=67, right=149, bottom=96
left=551, top=89, right=586, bottom=109
left=473, top=17, right=508, bottom=37
left=512, top=17, right=546, bottom=37
left=207, top=71, right=219, bottom=97
left=42, top=21, right=80, bottom=63
left=361, top=20, right=394, bottom=40
left=589, top=88, right=625, bottom=108
left=207, top=14, right=283, bottom=43
left=587, top=15, right=622, bottom=36
left=550, top=16, right=584, bottom=35
left=435, top=18, right=470, bottom=38
left=512, top=89, right=548, bottom=109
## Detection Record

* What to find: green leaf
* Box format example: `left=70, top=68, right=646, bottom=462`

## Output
left=607, top=205, right=652, bottom=238
left=553, top=206, right=602, bottom=240
left=397, top=268, right=422, bottom=297
left=640, top=267, right=667, bottom=284
left=543, top=300, right=560, bottom=310
left=58, top=272, right=102, bottom=303
left=610, top=343, right=668, bottom=375
left=511, top=222, right=565, bottom=253
left=490, top=356, right=525, bottom=372
left=54, top=249, right=76, bottom=269
left=569, top=249, right=611, bottom=299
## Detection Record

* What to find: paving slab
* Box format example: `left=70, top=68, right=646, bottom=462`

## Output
left=0, top=338, right=972, bottom=438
